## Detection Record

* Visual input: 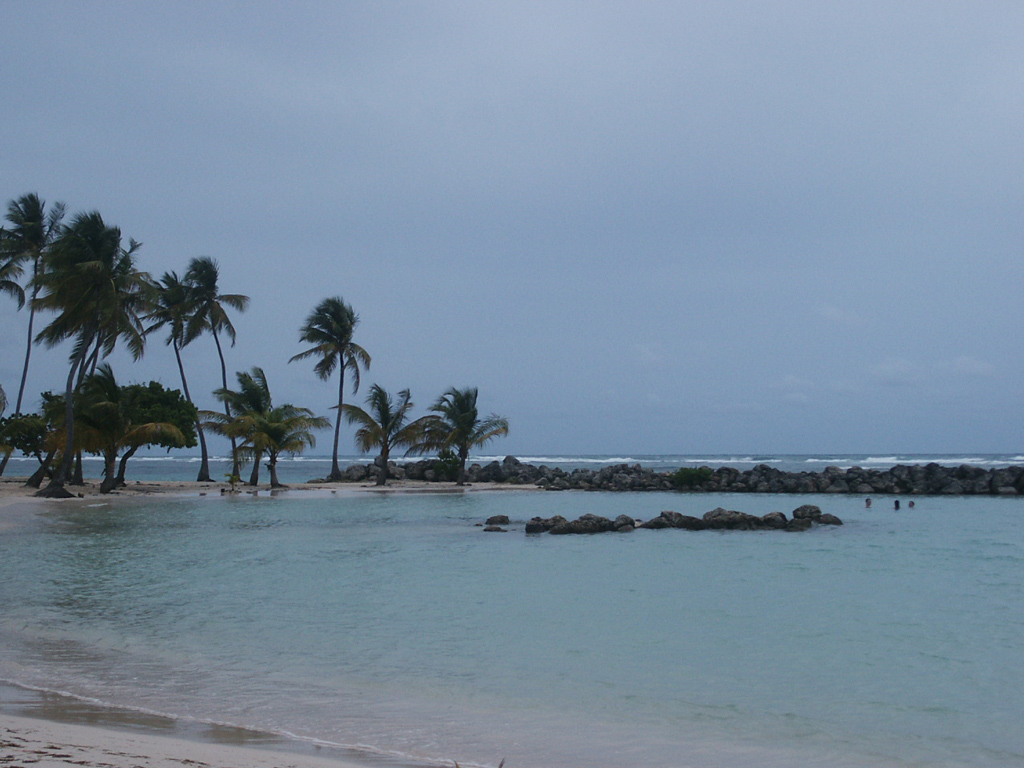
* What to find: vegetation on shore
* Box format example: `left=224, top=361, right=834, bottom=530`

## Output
left=0, top=191, right=509, bottom=492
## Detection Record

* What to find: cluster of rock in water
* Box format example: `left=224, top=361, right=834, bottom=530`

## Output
left=479, top=504, right=841, bottom=534
left=337, top=455, right=1024, bottom=495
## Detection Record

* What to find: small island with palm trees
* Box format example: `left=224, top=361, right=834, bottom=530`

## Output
left=0, top=191, right=510, bottom=496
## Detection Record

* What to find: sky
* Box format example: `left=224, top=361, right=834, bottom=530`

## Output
left=2, top=2, right=1024, bottom=456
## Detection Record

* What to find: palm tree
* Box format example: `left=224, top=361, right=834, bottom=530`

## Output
left=341, top=385, right=430, bottom=486
left=32, top=211, right=153, bottom=496
left=0, top=252, right=25, bottom=308
left=147, top=271, right=214, bottom=481
left=415, top=387, right=509, bottom=486
left=204, top=367, right=327, bottom=488
left=0, top=194, right=66, bottom=414
left=289, top=296, right=370, bottom=482
left=183, top=256, right=249, bottom=477
left=75, top=364, right=186, bottom=493
left=205, top=367, right=271, bottom=485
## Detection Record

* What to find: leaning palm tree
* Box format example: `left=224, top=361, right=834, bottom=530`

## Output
left=32, top=211, right=154, bottom=496
left=204, top=367, right=327, bottom=488
left=183, top=256, right=249, bottom=477
left=205, top=367, right=272, bottom=485
left=414, top=387, right=509, bottom=486
left=146, top=271, right=214, bottom=481
left=341, top=384, right=430, bottom=486
left=75, top=364, right=186, bottom=493
left=289, top=296, right=370, bottom=482
left=1, top=193, right=66, bottom=414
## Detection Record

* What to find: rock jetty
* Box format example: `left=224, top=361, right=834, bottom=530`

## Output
left=329, top=456, right=1024, bottom=496
left=520, top=505, right=841, bottom=534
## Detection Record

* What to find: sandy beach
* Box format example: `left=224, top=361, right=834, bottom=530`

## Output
left=0, top=475, right=537, bottom=508
left=0, top=712, right=379, bottom=768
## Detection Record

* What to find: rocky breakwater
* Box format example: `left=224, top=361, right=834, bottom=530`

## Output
left=329, top=455, right=1024, bottom=496
left=522, top=504, right=841, bottom=534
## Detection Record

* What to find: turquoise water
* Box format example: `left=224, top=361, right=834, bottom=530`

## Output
left=1, top=490, right=1022, bottom=767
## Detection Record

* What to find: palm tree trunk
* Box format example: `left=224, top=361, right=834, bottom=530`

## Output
left=25, top=449, right=55, bottom=489
left=38, top=351, right=83, bottom=497
left=116, top=445, right=139, bottom=486
left=0, top=285, right=37, bottom=477
left=457, top=446, right=468, bottom=486
left=14, top=273, right=40, bottom=414
left=100, top=452, right=117, bottom=494
left=173, top=340, right=211, bottom=481
left=328, top=367, right=345, bottom=481
left=269, top=454, right=282, bottom=488
left=71, top=339, right=100, bottom=487
left=212, top=329, right=239, bottom=478
left=376, top=446, right=389, bottom=486
left=248, top=449, right=262, bottom=486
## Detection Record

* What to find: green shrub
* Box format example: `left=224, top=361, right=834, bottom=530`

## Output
left=433, top=449, right=461, bottom=481
left=669, top=466, right=713, bottom=489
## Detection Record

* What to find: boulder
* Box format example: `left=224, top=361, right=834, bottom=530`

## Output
left=613, top=514, right=636, bottom=530
left=819, top=513, right=843, bottom=525
left=703, top=507, right=763, bottom=530
left=761, top=511, right=788, bottom=529
left=483, top=526, right=507, bottom=533
left=549, top=514, right=617, bottom=535
left=791, top=504, right=822, bottom=521
left=525, top=515, right=567, bottom=534
left=486, top=515, right=511, bottom=526
left=343, top=464, right=368, bottom=482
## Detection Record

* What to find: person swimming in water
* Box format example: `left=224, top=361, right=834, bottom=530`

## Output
left=894, top=499, right=901, bottom=510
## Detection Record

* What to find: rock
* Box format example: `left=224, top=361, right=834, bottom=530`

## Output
left=486, top=515, right=510, bottom=526
left=703, top=508, right=764, bottom=530
left=819, top=513, right=843, bottom=525
left=549, top=514, right=616, bottom=535
left=613, top=514, right=636, bottom=529
left=525, top=515, right=567, bottom=534
left=791, top=504, right=822, bottom=521
left=761, top=511, right=788, bottom=529
left=483, top=526, right=507, bottom=533
left=343, top=464, right=367, bottom=482
left=785, top=518, right=813, bottom=531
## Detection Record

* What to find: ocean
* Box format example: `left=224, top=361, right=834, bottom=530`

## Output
left=1, top=454, right=1022, bottom=767
left=5, top=451, right=1024, bottom=485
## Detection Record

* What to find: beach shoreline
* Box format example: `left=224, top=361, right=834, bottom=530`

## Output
left=0, top=708, right=402, bottom=768
left=0, top=485, right=511, bottom=768
left=0, top=475, right=539, bottom=509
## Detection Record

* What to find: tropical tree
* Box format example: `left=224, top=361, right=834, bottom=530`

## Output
left=414, top=387, right=509, bottom=485
left=341, top=385, right=430, bottom=486
left=205, top=367, right=271, bottom=485
left=147, top=270, right=214, bottom=481
left=75, top=365, right=187, bottom=493
left=0, top=411, right=51, bottom=480
left=289, top=296, right=370, bottom=482
left=31, top=211, right=154, bottom=496
left=0, top=253, right=24, bottom=309
left=204, top=367, right=327, bottom=488
left=0, top=193, right=66, bottom=416
left=113, top=379, right=198, bottom=486
left=183, top=256, right=249, bottom=477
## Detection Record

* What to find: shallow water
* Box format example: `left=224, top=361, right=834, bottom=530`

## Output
left=1, top=490, right=1022, bottom=767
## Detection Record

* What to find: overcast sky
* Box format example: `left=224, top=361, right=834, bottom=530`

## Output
left=3, top=2, right=1023, bottom=456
